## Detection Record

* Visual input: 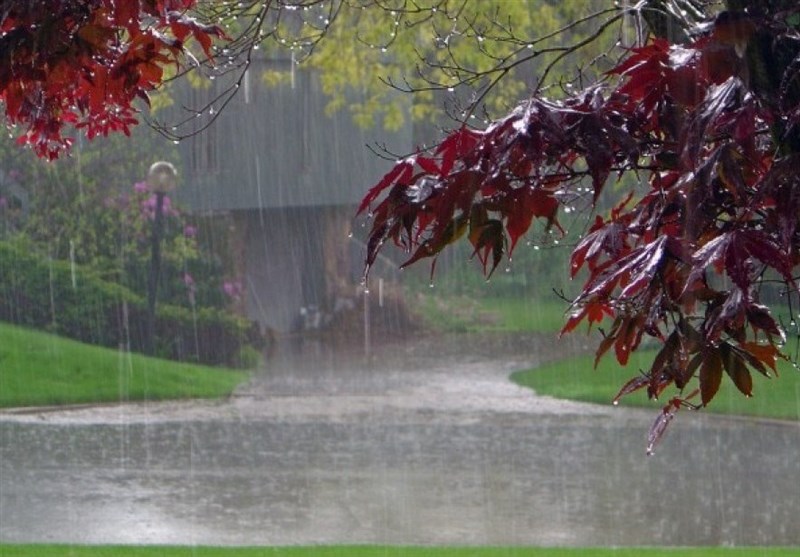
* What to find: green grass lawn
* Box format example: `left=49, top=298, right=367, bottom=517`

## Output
left=0, top=322, right=248, bottom=408
left=511, top=348, right=800, bottom=421
left=413, top=294, right=568, bottom=333
left=0, top=546, right=798, bottom=557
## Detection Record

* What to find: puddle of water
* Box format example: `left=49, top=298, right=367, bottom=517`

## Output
left=2, top=410, right=799, bottom=545
left=1, top=334, right=798, bottom=546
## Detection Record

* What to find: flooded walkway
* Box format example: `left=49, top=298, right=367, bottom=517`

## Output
left=1, top=333, right=799, bottom=546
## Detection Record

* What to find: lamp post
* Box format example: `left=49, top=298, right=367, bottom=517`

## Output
left=145, top=161, right=178, bottom=356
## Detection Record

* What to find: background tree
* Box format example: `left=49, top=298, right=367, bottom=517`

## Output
left=168, top=1, right=619, bottom=141
left=358, top=0, right=800, bottom=452
left=1, top=1, right=617, bottom=152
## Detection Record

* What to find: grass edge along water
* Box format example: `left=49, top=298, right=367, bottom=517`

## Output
left=511, top=349, right=800, bottom=421
left=0, top=322, right=247, bottom=408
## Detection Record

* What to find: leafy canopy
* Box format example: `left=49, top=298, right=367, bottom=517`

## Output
left=358, top=1, right=800, bottom=452
left=0, top=1, right=610, bottom=154
left=297, top=0, right=577, bottom=129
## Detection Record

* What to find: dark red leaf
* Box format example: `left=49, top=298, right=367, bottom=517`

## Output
left=682, top=352, right=704, bottom=388
left=505, top=188, right=560, bottom=253
left=581, top=237, right=667, bottom=302
left=745, top=303, right=785, bottom=342
left=704, top=287, right=746, bottom=343
left=437, top=126, right=481, bottom=176
left=468, top=219, right=505, bottom=277
left=593, top=329, right=618, bottom=368
left=740, top=341, right=782, bottom=375
left=646, top=399, right=680, bottom=456
left=416, top=156, right=440, bottom=176
left=720, top=342, right=753, bottom=397
left=682, top=77, right=742, bottom=166
left=736, top=230, right=793, bottom=283
left=699, top=348, right=723, bottom=406
left=612, top=375, right=650, bottom=405
left=560, top=301, right=614, bottom=336
left=614, top=318, right=636, bottom=366
left=357, top=161, right=413, bottom=215
left=408, top=214, right=468, bottom=268
left=717, top=145, right=747, bottom=201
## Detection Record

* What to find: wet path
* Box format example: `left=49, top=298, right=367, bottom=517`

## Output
left=1, top=334, right=799, bottom=546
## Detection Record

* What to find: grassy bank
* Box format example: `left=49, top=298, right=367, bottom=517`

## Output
left=0, top=322, right=248, bottom=408
left=0, top=546, right=798, bottom=557
left=511, top=349, right=800, bottom=421
left=413, top=294, right=568, bottom=333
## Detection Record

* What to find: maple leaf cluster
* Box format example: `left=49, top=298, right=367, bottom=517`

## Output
left=359, top=6, right=800, bottom=451
left=0, top=0, right=224, bottom=159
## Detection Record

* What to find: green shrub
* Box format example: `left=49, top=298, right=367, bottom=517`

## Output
left=232, top=344, right=263, bottom=370
left=0, top=239, right=260, bottom=366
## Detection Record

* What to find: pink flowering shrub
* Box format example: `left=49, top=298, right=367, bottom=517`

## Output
left=107, top=181, right=229, bottom=310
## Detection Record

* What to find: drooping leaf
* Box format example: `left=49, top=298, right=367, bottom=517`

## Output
left=400, top=214, right=469, bottom=269
left=504, top=187, right=561, bottom=253
left=612, top=374, right=650, bottom=405
left=468, top=219, right=505, bottom=277
left=720, top=342, right=753, bottom=397
left=646, top=399, right=680, bottom=456
left=745, top=304, right=785, bottom=342
left=699, top=348, right=723, bottom=406
left=357, top=160, right=414, bottom=215
left=570, top=219, right=628, bottom=277
left=682, top=77, right=743, bottom=166
left=560, top=300, right=614, bottom=336
left=739, top=342, right=782, bottom=376
left=582, top=237, right=668, bottom=301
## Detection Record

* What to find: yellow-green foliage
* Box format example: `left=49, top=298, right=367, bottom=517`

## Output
left=307, top=0, right=552, bottom=128
left=256, top=1, right=618, bottom=130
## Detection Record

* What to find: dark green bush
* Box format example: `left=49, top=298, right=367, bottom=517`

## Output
left=0, top=239, right=260, bottom=366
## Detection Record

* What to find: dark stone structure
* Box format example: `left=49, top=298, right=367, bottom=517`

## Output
left=174, top=58, right=411, bottom=333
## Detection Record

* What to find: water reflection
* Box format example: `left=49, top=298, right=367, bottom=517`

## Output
left=1, top=334, right=799, bottom=546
